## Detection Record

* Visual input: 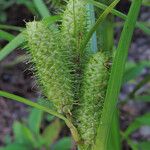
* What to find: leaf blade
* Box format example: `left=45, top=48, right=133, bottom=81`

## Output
left=88, top=0, right=150, bottom=35
left=0, top=33, right=25, bottom=61
left=124, top=113, right=150, bottom=138
left=33, top=0, right=50, bottom=18
left=28, top=108, right=43, bottom=135
left=94, top=1, right=142, bottom=150
left=0, top=30, right=14, bottom=41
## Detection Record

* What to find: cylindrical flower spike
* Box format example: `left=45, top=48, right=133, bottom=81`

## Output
left=25, top=21, right=73, bottom=114
left=74, top=52, right=110, bottom=148
left=61, top=0, right=93, bottom=102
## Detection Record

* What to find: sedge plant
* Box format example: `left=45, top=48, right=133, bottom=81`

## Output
left=0, top=0, right=145, bottom=149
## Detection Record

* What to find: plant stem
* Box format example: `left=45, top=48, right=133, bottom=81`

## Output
left=93, top=0, right=142, bottom=150
left=0, top=90, right=81, bottom=145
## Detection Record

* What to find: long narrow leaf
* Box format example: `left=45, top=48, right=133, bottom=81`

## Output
left=88, top=0, right=150, bottom=35
left=134, top=95, right=150, bottom=102
left=123, top=64, right=144, bottom=84
left=94, top=1, right=142, bottom=150
left=0, top=30, right=14, bottom=41
left=0, top=24, right=24, bottom=31
left=129, top=75, right=150, bottom=97
left=0, top=90, right=80, bottom=142
left=86, top=4, right=97, bottom=53
left=16, top=0, right=37, bottom=15
left=13, top=121, right=36, bottom=146
left=0, top=90, right=65, bottom=121
left=28, top=108, right=43, bottom=135
left=42, top=15, right=61, bottom=27
left=124, top=113, right=150, bottom=138
left=81, top=0, right=120, bottom=51
left=42, top=119, right=62, bottom=146
left=0, top=33, right=24, bottom=61
left=33, top=0, right=50, bottom=18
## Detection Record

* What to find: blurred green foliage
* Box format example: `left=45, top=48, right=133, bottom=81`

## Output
left=0, top=108, right=72, bottom=150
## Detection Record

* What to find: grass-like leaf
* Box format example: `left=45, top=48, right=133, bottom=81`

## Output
left=0, top=33, right=24, bottom=61
left=123, top=60, right=150, bottom=84
left=28, top=108, right=43, bottom=135
left=53, top=137, right=72, bottom=150
left=129, top=75, right=150, bottom=97
left=42, top=15, right=61, bottom=27
left=0, top=29, right=14, bottom=41
left=33, top=0, right=50, bottom=18
left=0, top=24, right=24, bottom=31
left=134, top=95, right=150, bottom=102
left=16, top=0, right=37, bottom=15
left=94, top=1, right=142, bottom=150
left=13, top=121, right=36, bottom=146
left=123, top=113, right=150, bottom=139
left=86, top=4, right=97, bottom=53
left=88, top=0, right=150, bottom=35
left=42, top=119, right=62, bottom=147
left=0, top=90, right=81, bottom=143
left=81, top=0, right=120, bottom=51
left=0, top=90, right=65, bottom=121
left=123, top=63, right=145, bottom=84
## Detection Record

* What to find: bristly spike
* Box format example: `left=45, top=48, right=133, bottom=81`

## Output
left=25, top=21, right=73, bottom=114
left=61, top=0, right=94, bottom=102
left=73, top=52, right=111, bottom=148
left=24, top=1, right=112, bottom=149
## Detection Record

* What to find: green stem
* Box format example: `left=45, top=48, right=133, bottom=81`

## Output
left=94, top=0, right=142, bottom=150
left=0, top=90, right=81, bottom=144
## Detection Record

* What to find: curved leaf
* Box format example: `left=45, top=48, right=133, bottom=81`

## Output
left=0, top=33, right=25, bottom=61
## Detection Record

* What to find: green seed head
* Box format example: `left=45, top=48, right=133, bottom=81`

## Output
left=25, top=1, right=111, bottom=149
left=62, top=0, right=92, bottom=101
left=25, top=21, right=73, bottom=114
left=62, top=0, right=87, bottom=51
left=73, top=52, right=110, bottom=147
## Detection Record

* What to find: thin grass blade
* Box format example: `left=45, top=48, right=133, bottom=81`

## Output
left=0, top=90, right=65, bottom=121
left=86, top=4, right=97, bottom=53
left=82, top=0, right=120, bottom=51
left=94, top=1, right=142, bottom=150
left=0, top=90, right=81, bottom=143
left=88, top=0, right=150, bottom=35
left=0, top=30, right=15, bottom=41
left=0, top=24, right=24, bottom=31
left=0, top=33, right=25, bottom=61
left=33, top=0, right=50, bottom=18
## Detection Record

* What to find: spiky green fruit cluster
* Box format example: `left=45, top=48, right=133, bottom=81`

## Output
left=26, top=21, right=73, bottom=114
left=62, top=0, right=92, bottom=101
left=62, top=0, right=88, bottom=51
left=25, top=0, right=111, bottom=149
left=73, top=52, right=110, bottom=148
